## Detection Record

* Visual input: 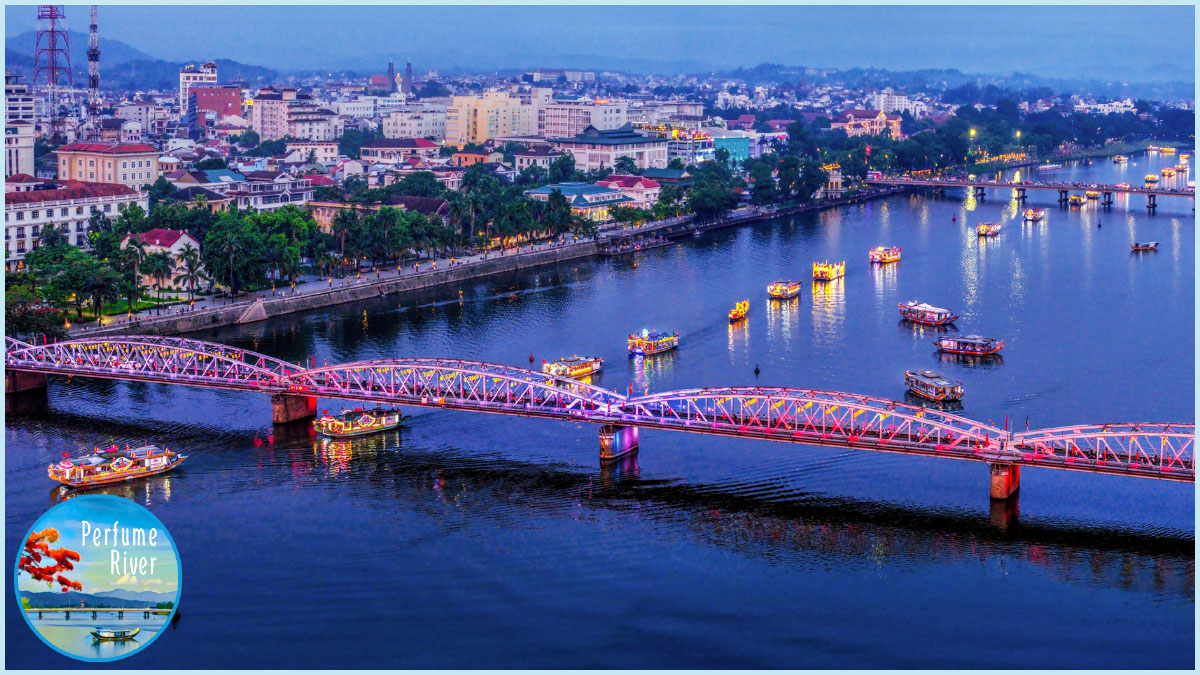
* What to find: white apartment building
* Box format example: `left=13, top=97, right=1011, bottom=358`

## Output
left=179, top=62, right=218, bottom=113
left=5, top=72, right=36, bottom=124
left=332, top=99, right=375, bottom=118
left=4, top=180, right=146, bottom=270
left=445, top=92, right=533, bottom=146
left=382, top=108, right=446, bottom=140
left=5, top=121, right=35, bottom=177
left=867, top=88, right=928, bottom=117
left=538, top=97, right=628, bottom=139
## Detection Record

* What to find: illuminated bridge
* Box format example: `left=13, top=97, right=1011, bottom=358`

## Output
left=6, top=336, right=1194, bottom=500
left=865, top=175, right=1195, bottom=210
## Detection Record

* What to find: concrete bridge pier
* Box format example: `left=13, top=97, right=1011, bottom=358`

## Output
left=1147, top=194, right=1157, bottom=211
left=989, top=463, right=1020, bottom=500
left=1015, top=187, right=1026, bottom=201
left=989, top=494, right=1019, bottom=530
left=5, top=370, right=46, bottom=394
left=64, top=610, right=70, bottom=619
left=144, top=610, right=151, bottom=619
left=1058, top=189, right=1069, bottom=205
left=36, top=611, right=42, bottom=620
left=973, top=186, right=986, bottom=200
left=271, top=393, right=318, bottom=425
left=599, top=424, right=639, bottom=461
left=117, top=610, right=123, bottom=619
left=91, top=611, right=97, bottom=619
left=1102, top=191, right=1113, bottom=207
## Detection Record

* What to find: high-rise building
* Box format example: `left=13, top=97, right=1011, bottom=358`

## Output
left=5, top=71, right=36, bottom=124
left=179, top=62, right=218, bottom=113
left=5, top=121, right=35, bottom=176
left=445, top=92, right=532, bottom=146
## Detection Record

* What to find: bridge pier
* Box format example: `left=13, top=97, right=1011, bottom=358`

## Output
left=973, top=186, right=986, bottom=200
left=989, top=495, right=1019, bottom=530
left=37, top=611, right=42, bottom=620
left=64, top=610, right=70, bottom=620
left=989, top=463, right=1020, bottom=500
left=270, top=393, right=317, bottom=425
left=1147, top=194, right=1157, bottom=212
left=5, top=370, right=46, bottom=394
left=144, top=610, right=150, bottom=619
left=117, top=610, right=123, bottom=619
left=92, top=611, right=97, bottom=619
left=1102, top=191, right=1113, bottom=207
left=1015, top=187, right=1026, bottom=201
left=1058, top=189, right=1068, bottom=204
left=599, top=424, right=639, bottom=461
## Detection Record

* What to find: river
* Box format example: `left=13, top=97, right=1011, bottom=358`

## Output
left=5, top=150, right=1194, bottom=668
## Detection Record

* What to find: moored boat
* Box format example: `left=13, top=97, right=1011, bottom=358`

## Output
left=976, top=222, right=1002, bottom=236
left=1130, top=241, right=1159, bottom=251
left=628, top=329, right=679, bottom=356
left=1161, top=167, right=1175, bottom=177
left=1085, top=190, right=1100, bottom=199
left=1022, top=208, right=1045, bottom=222
left=92, top=627, right=140, bottom=641
left=1068, top=194, right=1086, bottom=206
left=1037, top=163, right=1063, bottom=171
left=898, top=300, right=958, bottom=326
left=766, top=280, right=801, bottom=299
left=542, top=355, right=604, bottom=379
left=728, top=299, right=749, bottom=323
left=1161, top=147, right=1176, bottom=154
left=933, top=334, right=1005, bottom=356
left=905, top=370, right=964, bottom=402
left=1144, top=174, right=1159, bottom=184
left=313, top=407, right=405, bottom=438
left=812, top=261, right=845, bottom=281
left=1112, top=155, right=1128, bottom=163
left=48, top=445, right=187, bottom=488
left=1174, top=164, right=1187, bottom=171
left=868, top=246, right=901, bottom=264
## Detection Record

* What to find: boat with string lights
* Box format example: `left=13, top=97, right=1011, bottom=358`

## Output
left=1112, top=155, right=1128, bottom=163
left=1022, top=208, right=1045, bottom=222
left=766, top=280, right=801, bottom=299
left=728, top=300, right=749, bottom=323
left=1085, top=191, right=1100, bottom=200
left=48, top=444, right=187, bottom=488
left=812, top=261, right=845, bottom=281
left=868, top=246, right=901, bottom=264
left=542, top=355, right=604, bottom=379
left=1068, top=194, right=1086, bottom=206
left=905, top=370, right=964, bottom=402
left=628, top=329, right=679, bottom=356
left=1144, top=174, right=1159, bottom=184
left=1161, top=147, right=1176, bottom=154
left=933, top=334, right=1005, bottom=356
left=976, top=222, right=1002, bottom=237
left=313, top=406, right=406, bottom=438
left=898, top=300, right=959, bottom=326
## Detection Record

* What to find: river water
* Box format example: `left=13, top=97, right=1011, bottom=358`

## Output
left=5, top=150, right=1194, bottom=668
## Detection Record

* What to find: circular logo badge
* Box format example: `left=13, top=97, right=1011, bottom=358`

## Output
left=14, top=495, right=181, bottom=662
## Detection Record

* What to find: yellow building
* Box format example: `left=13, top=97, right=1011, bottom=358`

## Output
left=55, top=142, right=161, bottom=189
left=445, top=92, right=532, bottom=146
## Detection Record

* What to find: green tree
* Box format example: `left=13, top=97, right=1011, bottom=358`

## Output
left=141, top=252, right=173, bottom=308
left=145, top=177, right=176, bottom=207
left=173, top=242, right=207, bottom=302
left=612, top=156, right=639, bottom=175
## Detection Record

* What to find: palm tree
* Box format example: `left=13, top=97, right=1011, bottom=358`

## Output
left=173, top=243, right=207, bottom=303
left=118, top=274, right=147, bottom=315
left=122, top=238, right=147, bottom=287
left=81, top=262, right=121, bottom=321
left=332, top=208, right=359, bottom=259
left=141, top=252, right=172, bottom=311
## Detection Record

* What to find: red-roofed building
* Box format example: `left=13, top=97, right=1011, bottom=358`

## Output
left=303, top=174, right=337, bottom=187
left=4, top=180, right=146, bottom=270
left=830, top=110, right=904, bottom=140
left=595, top=174, right=661, bottom=208
left=731, top=115, right=757, bottom=131
left=120, top=228, right=204, bottom=287
left=55, top=142, right=161, bottom=189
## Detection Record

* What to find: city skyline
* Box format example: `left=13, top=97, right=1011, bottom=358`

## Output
left=4, top=5, right=1195, bottom=82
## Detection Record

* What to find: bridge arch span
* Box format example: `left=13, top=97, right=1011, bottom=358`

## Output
left=284, top=358, right=628, bottom=418
left=5, top=336, right=302, bottom=392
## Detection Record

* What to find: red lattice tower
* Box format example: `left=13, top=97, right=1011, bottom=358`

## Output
left=33, top=5, right=73, bottom=138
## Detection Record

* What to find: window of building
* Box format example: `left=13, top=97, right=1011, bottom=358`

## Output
left=31, top=225, right=39, bottom=237
left=88, top=159, right=95, bottom=167
left=30, top=210, right=39, bottom=219
left=16, top=211, right=24, bottom=221
left=76, top=206, right=83, bottom=215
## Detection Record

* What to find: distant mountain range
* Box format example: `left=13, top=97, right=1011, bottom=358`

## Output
left=21, top=588, right=175, bottom=609
left=5, top=31, right=276, bottom=91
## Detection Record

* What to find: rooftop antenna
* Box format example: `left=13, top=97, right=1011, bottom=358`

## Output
left=86, top=5, right=100, bottom=139
left=34, top=5, right=72, bottom=140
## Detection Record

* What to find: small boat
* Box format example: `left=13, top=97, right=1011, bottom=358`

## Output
left=1068, top=194, right=1086, bottom=206
left=812, top=261, right=845, bottom=281
left=48, top=445, right=187, bottom=488
left=1130, top=241, right=1159, bottom=251
left=728, top=300, right=749, bottom=323
left=1174, top=164, right=1188, bottom=171
left=91, top=627, right=140, bottom=641
left=934, top=334, right=1005, bottom=356
left=1085, top=190, right=1100, bottom=199
left=1161, top=167, right=1176, bottom=177
left=1161, top=147, right=1176, bottom=155
left=1148, top=145, right=1160, bottom=151
left=898, top=300, right=959, bottom=326
left=313, top=407, right=405, bottom=438
left=1112, top=155, right=1128, bottom=163
left=1144, top=174, right=1159, bottom=184
left=1180, top=153, right=1190, bottom=160
left=1022, top=208, right=1045, bottom=222
left=1115, top=183, right=1131, bottom=189
left=766, top=280, right=801, bottom=299
left=976, top=222, right=1002, bottom=236
left=628, top=330, right=679, bottom=356
left=868, top=246, right=901, bottom=264
left=542, top=355, right=603, bottom=379
left=905, top=370, right=964, bottom=402
left=1037, top=163, right=1063, bottom=171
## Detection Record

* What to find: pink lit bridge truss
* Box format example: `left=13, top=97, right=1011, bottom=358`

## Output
left=6, top=336, right=1194, bottom=483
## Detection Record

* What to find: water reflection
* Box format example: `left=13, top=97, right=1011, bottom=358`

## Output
left=902, top=391, right=964, bottom=413
left=810, top=279, right=845, bottom=341
left=632, top=351, right=677, bottom=394
left=765, top=296, right=800, bottom=341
